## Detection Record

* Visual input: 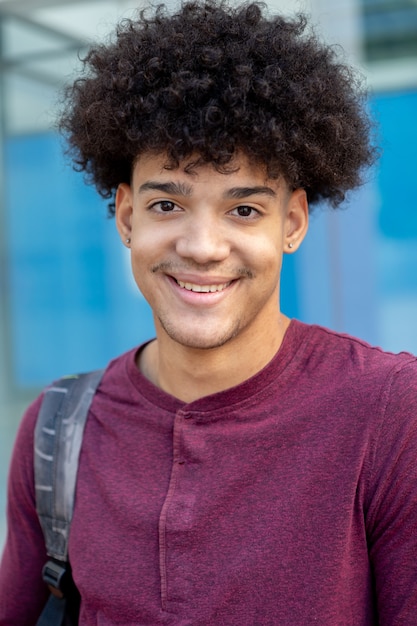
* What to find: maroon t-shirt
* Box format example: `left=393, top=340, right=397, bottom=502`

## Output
left=1, top=320, right=417, bottom=625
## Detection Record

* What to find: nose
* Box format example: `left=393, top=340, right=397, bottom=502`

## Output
left=175, top=213, right=230, bottom=264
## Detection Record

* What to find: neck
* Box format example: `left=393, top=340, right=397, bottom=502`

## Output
left=139, top=314, right=290, bottom=403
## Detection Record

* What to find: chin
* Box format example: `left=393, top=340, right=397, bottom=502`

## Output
left=160, top=321, right=241, bottom=351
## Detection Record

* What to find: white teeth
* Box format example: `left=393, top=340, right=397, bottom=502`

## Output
left=177, top=280, right=230, bottom=293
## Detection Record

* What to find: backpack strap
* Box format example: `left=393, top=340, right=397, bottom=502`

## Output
left=34, top=370, right=104, bottom=625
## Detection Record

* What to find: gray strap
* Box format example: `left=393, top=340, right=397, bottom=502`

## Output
left=34, top=370, right=104, bottom=561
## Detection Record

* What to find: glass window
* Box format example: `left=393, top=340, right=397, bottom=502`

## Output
left=362, top=0, right=417, bottom=61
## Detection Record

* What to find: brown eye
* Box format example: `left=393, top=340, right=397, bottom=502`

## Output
left=234, top=205, right=258, bottom=218
left=159, top=201, right=176, bottom=212
left=150, top=200, right=180, bottom=213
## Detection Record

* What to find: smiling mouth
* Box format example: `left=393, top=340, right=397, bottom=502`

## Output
left=175, top=279, right=232, bottom=293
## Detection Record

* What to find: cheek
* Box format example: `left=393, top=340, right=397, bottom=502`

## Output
left=246, top=234, right=282, bottom=271
left=128, top=229, right=168, bottom=296
left=132, top=218, right=176, bottom=254
left=128, top=241, right=150, bottom=286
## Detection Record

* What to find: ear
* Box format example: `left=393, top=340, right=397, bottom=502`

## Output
left=115, top=183, right=133, bottom=246
left=284, top=188, right=309, bottom=253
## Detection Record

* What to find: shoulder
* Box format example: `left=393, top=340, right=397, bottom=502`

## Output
left=292, top=320, right=417, bottom=387
left=285, top=320, right=417, bottom=440
left=305, top=323, right=417, bottom=468
left=13, top=345, right=140, bottom=459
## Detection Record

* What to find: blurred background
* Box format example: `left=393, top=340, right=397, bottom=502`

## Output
left=0, top=0, right=416, bottom=549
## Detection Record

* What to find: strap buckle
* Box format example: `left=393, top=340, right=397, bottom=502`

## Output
left=42, top=559, right=69, bottom=598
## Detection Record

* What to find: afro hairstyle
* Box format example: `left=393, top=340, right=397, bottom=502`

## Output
left=59, top=0, right=376, bottom=215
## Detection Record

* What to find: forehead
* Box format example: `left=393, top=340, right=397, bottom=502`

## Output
left=132, top=151, right=284, bottom=191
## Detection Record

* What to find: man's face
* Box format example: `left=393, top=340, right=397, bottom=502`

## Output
left=116, top=152, right=308, bottom=352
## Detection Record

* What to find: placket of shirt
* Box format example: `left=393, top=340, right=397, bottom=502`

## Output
left=158, top=406, right=202, bottom=612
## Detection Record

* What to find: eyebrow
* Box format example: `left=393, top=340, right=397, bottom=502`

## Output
left=138, top=181, right=193, bottom=196
left=225, top=186, right=277, bottom=199
left=138, top=181, right=277, bottom=200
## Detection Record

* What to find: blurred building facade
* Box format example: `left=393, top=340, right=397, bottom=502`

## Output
left=0, top=0, right=416, bottom=547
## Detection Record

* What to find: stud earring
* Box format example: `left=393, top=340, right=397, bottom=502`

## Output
left=288, top=242, right=294, bottom=249
left=125, top=238, right=131, bottom=244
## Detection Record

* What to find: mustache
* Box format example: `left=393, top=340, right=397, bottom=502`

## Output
left=151, top=261, right=254, bottom=279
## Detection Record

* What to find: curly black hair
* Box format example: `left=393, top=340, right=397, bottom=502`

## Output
left=59, top=0, right=376, bottom=214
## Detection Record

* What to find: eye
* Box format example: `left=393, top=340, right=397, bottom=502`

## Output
left=230, top=205, right=260, bottom=219
left=150, top=200, right=179, bottom=213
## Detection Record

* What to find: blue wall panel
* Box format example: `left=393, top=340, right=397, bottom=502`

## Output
left=5, top=133, right=154, bottom=387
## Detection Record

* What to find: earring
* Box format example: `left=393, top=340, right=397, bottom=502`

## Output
left=125, top=238, right=131, bottom=244
left=288, top=242, right=294, bottom=249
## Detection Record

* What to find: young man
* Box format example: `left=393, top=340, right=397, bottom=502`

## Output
left=1, top=1, right=417, bottom=624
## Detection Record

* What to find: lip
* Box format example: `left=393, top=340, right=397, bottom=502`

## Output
left=170, top=272, right=237, bottom=286
left=176, top=279, right=232, bottom=293
left=166, top=274, right=237, bottom=305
